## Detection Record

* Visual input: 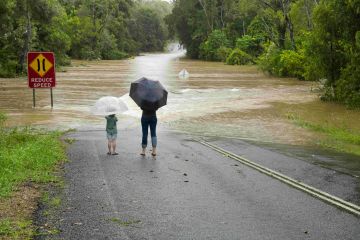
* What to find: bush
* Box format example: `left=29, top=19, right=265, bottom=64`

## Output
left=235, top=35, right=264, bottom=57
left=199, top=30, right=230, bottom=61
left=258, top=42, right=305, bottom=79
left=78, top=47, right=101, bottom=60
left=334, top=78, right=360, bottom=108
left=199, top=41, right=210, bottom=60
left=322, top=31, right=360, bottom=108
left=56, top=54, right=71, bottom=66
left=278, top=50, right=305, bottom=79
left=301, top=31, right=326, bottom=81
left=334, top=59, right=360, bottom=108
left=103, top=50, right=129, bottom=60
left=216, top=47, right=232, bottom=62
left=257, top=42, right=281, bottom=74
left=0, top=60, right=18, bottom=78
left=226, top=48, right=253, bottom=65
left=303, top=59, right=323, bottom=81
left=121, top=39, right=140, bottom=55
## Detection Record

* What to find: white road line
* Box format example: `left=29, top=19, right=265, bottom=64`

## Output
left=198, top=140, right=360, bottom=217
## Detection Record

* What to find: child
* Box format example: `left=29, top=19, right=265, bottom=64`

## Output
left=105, top=114, right=118, bottom=155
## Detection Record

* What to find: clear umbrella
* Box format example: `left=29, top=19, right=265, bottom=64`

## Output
left=90, top=96, right=128, bottom=116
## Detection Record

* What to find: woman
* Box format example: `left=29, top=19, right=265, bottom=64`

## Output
left=141, top=107, right=157, bottom=156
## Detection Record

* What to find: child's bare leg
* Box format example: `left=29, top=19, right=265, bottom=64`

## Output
left=110, top=140, right=118, bottom=155
left=107, top=140, right=111, bottom=154
left=112, top=140, right=117, bottom=153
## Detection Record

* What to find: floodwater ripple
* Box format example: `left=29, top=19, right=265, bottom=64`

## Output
left=0, top=51, right=359, bottom=148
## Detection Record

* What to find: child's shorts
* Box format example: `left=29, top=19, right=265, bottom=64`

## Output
left=107, top=132, right=117, bottom=140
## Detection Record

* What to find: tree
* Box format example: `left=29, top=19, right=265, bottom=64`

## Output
left=307, top=0, right=360, bottom=106
left=0, top=0, right=18, bottom=76
left=257, top=0, right=296, bottom=49
left=130, top=7, right=167, bottom=52
left=166, top=0, right=209, bottom=58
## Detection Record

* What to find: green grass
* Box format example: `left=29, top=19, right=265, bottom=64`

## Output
left=41, top=192, right=62, bottom=208
left=49, top=197, right=61, bottom=208
left=0, top=113, right=67, bottom=239
left=0, top=219, right=33, bottom=239
left=0, top=114, right=66, bottom=197
left=286, top=113, right=360, bottom=155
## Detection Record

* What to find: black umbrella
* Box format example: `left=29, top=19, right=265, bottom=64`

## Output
left=130, top=77, right=168, bottom=111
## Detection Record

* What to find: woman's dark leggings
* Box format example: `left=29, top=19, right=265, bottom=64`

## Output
left=141, top=115, right=157, bottom=148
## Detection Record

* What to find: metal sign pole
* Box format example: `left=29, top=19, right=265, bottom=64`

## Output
left=33, top=89, right=36, bottom=108
left=50, top=88, right=53, bottom=108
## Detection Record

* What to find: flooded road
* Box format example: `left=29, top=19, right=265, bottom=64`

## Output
left=0, top=50, right=360, bottom=174
left=1, top=51, right=359, bottom=139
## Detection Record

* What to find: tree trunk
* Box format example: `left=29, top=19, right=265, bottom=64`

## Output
left=261, top=16, right=276, bottom=43
left=282, top=0, right=296, bottom=49
left=243, top=20, right=246, bottom=36
left=278, top=23, right=287, bottom=49
left=304, top=0, right=313, bottom=30
left=92, top=3, right=97, bottom=51
left=18, top=0, right=31, bottom=73
left=220, top=0, right=225, bottom=28
left=198, top=0, right=213, bottom=32
left=286, top=14, right=296, bottom=49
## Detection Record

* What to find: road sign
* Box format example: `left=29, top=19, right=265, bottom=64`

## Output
left=27, top=52, right=56, bottom=88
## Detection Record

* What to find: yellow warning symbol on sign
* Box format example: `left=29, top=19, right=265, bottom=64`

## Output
left=29, top=54, right=53, bottom=77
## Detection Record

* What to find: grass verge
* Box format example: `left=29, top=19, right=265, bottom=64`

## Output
left=286, top=113, right=360, bottom=156
left=0, top=113, right=67, bottom=239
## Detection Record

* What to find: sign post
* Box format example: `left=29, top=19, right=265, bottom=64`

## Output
left=27, top=52, right=56, bottom=108
left=33, top=89, right=36, bottom=107
left=50, top=88, right=53, bottom=108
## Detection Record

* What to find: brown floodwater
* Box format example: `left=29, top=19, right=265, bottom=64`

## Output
left=1, top=51, right=360, bottom=163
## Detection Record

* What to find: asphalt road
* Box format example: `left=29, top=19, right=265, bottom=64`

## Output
left=41, top=127, right=360, bottom=240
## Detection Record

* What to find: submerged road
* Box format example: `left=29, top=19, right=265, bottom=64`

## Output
left=41, top=128, right=360, bottom=240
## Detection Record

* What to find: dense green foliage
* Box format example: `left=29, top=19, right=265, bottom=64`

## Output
left=167, top=0, right=360, bottom=108
left=0, top=0, right=171, bottom=77
left=0, top=113, right=66, bottom=197
left=226, top=48, right=253, bottom=65
left=236, top=35, right=264, bottom=57
left=199, top=30, right=230, bottom=61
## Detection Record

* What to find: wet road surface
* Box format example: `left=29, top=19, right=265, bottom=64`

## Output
left=38, top=127, right=360, bottom=240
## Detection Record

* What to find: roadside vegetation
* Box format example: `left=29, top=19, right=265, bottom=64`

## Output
left=166, top=0, right=360, bottom=108
left=0, top=0, right=172, bottom=77
left=0, top=113, right=67, bottom=239
left=286, top=113, right=360, bottom=156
